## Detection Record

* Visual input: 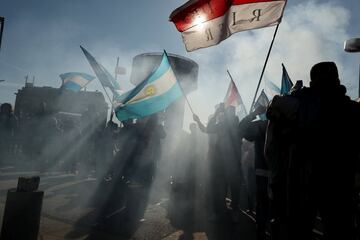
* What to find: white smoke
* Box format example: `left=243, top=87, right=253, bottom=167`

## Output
left=0, top=1, right=356, bottom=132
left=183, top=1, right=355, bottom=129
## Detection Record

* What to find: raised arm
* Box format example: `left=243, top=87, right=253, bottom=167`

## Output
left=193, top=114, right=217, bottom=134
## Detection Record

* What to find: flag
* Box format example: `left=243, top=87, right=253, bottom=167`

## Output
left=115, top=51, right=182, bottom=121
left=224, top=79, right=247, bottom=115
left=266, top=79, right=280, bottom=97
left=254, top=89, right=269, bottom=109
left=80, top=46, right=121, bottom=95
left=60, top=72, right=95, bottom=92
left=170, top=0, right=287, bottom=51
left=280, top=63, right=293, bottom=95
left=254, top=89, right=269, bottom=120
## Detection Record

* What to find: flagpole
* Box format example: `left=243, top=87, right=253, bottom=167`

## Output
left=250, top=23, right=280, bottom=111
left=178, top=81, right=195, bottom=115
left=0, top=17, right=4, bottom=51
left=163, top=49, right=195, bottom=115
left=99, top=80, right=114, bottom=110
left=174, top=76, right=194, bottom=115
left=226, top=69, right=235, bottom=83
left=110, top=57, right=120, bottom=121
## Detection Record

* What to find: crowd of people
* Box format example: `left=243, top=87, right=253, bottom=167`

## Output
left=0, top=61, right=360, bottom=240
left=191, top=61, right=360, bottom=240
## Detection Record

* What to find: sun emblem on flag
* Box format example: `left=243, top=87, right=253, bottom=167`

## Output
left=144, top=85, right=156, bottom=96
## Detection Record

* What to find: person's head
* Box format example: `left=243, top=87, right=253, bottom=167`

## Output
left=310, top=62, right=340, bottom=90
left=215, top=102, right=225, bottom=113
left=0, top=103, right=12, bottom=116
left=189, top=122, right=198, bottom=134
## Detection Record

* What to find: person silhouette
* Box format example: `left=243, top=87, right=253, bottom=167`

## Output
left=265, top=62, right=360, bottom=240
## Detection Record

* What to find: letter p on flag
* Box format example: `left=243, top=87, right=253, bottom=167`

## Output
left=169, top=0, right=287, bottom=52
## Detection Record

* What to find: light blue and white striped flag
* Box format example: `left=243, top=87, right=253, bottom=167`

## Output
left=60, top=72, right=95, bottom=92
left=115, top=51, right=182, bottom=121
left=266, top=80, right=281, bottom=97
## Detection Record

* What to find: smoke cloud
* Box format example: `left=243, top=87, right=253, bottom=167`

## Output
left=182, top=1, right=356, bottom=128
left=0, top=1, right=357, bottom=131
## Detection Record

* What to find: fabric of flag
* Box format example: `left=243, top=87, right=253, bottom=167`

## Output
left=266, top=79, right=280, bottom=97
left=224, top=79, right=247, bottom=115
left=60, top=72, right=95, bottom=92
left=170, top=0, right=287, bottom=51
left=280, top=64, right=293, bottom=95
left=254, top=89, right=270, bottom=109
left=254, top=89, right=269, bottom=120
left=115, top=51, right=182, bottom=121
left=80, top=46, right=121, bottom=95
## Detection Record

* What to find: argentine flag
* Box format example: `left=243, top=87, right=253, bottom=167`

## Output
left=60, top=72, right=95, bottom=92
left=115, top=51, right=182, bottom=121
left=266, top=80, right=281, bottom=97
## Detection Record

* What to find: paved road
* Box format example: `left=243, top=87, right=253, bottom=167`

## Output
left=0, top=167, right=256, bottom=240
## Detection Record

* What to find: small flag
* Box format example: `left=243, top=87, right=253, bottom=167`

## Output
left=254, top=89, right=269, bottom=120
left=60, top=72, right=95, bottom=92
left=170, top=0, right=287, bottom=51
left=80, top=46, right=121, bottom=95
left=115, top=51, right=182, bottom=121
left=224, top=79, right=247, bottom=116
left=266, top=79, right=280, bottom=97
left=281, top=64, right=293, bottom=95
left=254, top=89, right=269, bottom=109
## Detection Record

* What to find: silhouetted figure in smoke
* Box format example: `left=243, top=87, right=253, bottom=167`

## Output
left=194, top=103, right=242, bottom=222
left=241, top=137, right=256, bottom=213
left=130, top=114, right=166, bottom=186
left=0, top=103, right=17, bottom=166
left=58, top=116, right=81, bottom=173
left=168, top=122, right=204, bottom=240
left=96, top=120, right=117, bottom=177
left=239, top=105, right=270, bottom=240
left=80, top=105, right=103, bottom=175
left=265, top=62, right=360, bottom=240
left=23, top=102, right=61, bottom=170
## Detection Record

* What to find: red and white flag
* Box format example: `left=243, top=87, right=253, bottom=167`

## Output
left=224, top=79, right=247, bottom=115
left=170, top=0, right=287, bottom=51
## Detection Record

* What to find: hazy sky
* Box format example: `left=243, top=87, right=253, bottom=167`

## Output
left=0, top=0, right=359, bottom=126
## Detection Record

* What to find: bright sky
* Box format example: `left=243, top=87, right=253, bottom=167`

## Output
left=0, top=0, right=359, bottom=127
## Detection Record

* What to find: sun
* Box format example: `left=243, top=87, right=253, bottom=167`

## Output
left=193, top=15, right=206, bottom=28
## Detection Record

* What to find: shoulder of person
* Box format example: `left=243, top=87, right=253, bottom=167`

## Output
left=267, top=94, right=300, bottom=121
